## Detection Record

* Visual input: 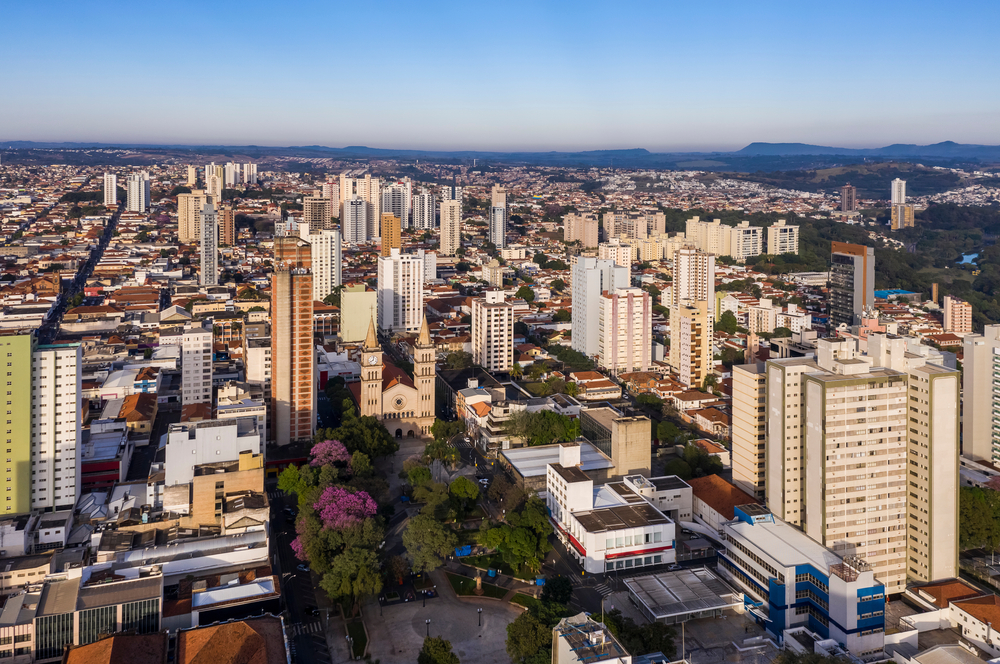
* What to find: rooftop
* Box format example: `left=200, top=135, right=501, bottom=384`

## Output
left=687, top=475, right=758, bottom=520
left=575, top=502, right=668, bottom=533
left=725, top=509, right=842, bottom=573
left=502, top=441, right=614, bottom=478
left=625, top=567, right=741, bottom=619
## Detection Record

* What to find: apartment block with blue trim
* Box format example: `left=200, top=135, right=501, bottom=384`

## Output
left=718, top=505, right=885, bottom=661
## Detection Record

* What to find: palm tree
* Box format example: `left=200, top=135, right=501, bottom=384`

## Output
left=509, top=363, right=523, bottom=380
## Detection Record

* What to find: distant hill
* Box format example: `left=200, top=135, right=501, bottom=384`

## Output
left=737, top=141, right=1000, bottom=159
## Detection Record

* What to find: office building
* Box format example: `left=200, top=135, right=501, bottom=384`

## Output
left=840, top=183, right=857, bottom=212
left=489, top=184, right=507, bottom=248
left=342, top=196, right=368, bottom=244
left=302, top=195, right=333, bottom=231
left=271, top=267, right=314, bottom=446
left=199, top=202, right=218, bottom=287
left=943, top=295, right=972, bottom=334
left=103, top=172, right=117, bottom=206
left=766, top=219, right=799, bottom=255
left=126, top=171, right=150, bottom=212
left=718, top=506, right=886, bottom=660
left=963, top=326, right=1000, bottom=463
left=563, top=212, right=600, bottom=248
left=829, top=242, right=874, bottom=326
left=890, top=204, right=914, bottom=230
left=472, top=289, right=515, bottom=373
left=186, top=165, right=197, bottom=186
left=380, top=214, right=402, bottom=257
left=377, top=248, right=427, bottom=334
left=598, top=238, right=633, bottom=267
left=220, top=205, right=235, bottom=246
left=165, top=418, right=263, bottom=486
left=597, top=287, right=651, bottom=375
left=668, top=246, right=715, bottom=381
left=439, top=199, right=462, bottom=256
left=310, top=229, right=342, bottom=302
left=571, top=257, right=630, bottom=360
left=891, top=178, right=906, bottom=206
left=731, top=363, right=766, bottom=501
left=177, top=189, right=213, bottom=244
left=412, top=188, right=435, bottom=230
left=179, top=323, right=213, bottom=405
left=381, top=179, right=412, bottom=228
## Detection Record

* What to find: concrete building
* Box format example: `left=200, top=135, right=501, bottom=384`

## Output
left=271, top=267, right=314, bottom=446
left=766, top=219, right=800, bottom=255
left=672, top=301, right=711, bottom=388
left=598, top=239, right=633, bottom=267
left=439, top=199, right=462, bottom=256
left=354, top=174, right=382, bottom=238
left=164, top=418, right=262, bottom=486
left=891, top=178, right=906, bottom=206
left=579, top=407, right=651, bottom=478
left=684, top=216, right=764, bottom=261
left=412, top=188, right=435, bottom=230
left=718, top=505, right=886, bottom=660
left=829, top=241, right=874, bottom=326
left=840, top=184, right=857, bottom=212
left=597, top=287, right=651, bottom=375
left=377, top=249, right=427, bottom=334
left=302, top=195, right=333, bottom=231
left=176, top=323, right=213, bottom=406
left=563, top=213, right=600, bottom=248
left=126, top=171, right=150, bottom=213
left=472, top=289, right=515, bottom=373
left=322, top=180, right=340, bottom=214
left=103, top=173, right=116, bottom=207
left=942, top=295, right=972, bottom=334
left=177, top=190, right=213, bottom=244
left=552, top=613, right=632, bottom=664
left=186, top=165, right=196, bottom=186
left=380, top=214, right=401, bottom=257
left=725, top=221, right=763, bottom=261
left=220, top=205, right=235, bottom=246
left=890, top=204, right=915, bottom=230
left=340, top=285, right=378, bottom=343
left=310, top=229, right=342, bottom=302
left=342, top=196, right=368, bottom=244
left=489, top=184, right=507, bottom=248
left=381, top=180, right=411, bottom=229
left=571, top=257, right=630, bottom=361
left=199, top=202, right=218, bottom=287
left=731, top=362, right=766, bottom=501
left=963, top=325, right=1000, bottom=464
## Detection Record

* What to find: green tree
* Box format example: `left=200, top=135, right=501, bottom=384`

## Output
left=657, top=420, right=681, bottom=444
left=445, top=351, right=473, bottom=370
left=506, top=410, right=580, bottom=446
left=603, top=609, right=675, bottom=658
left=449, top=476, right=480, bottom=515
left=663, top=457, right=693, bottom=479
left=419, top=637, right=461, bottom=664
left=431, top=418, right=465, bottom=442
left=550, top=278, right=566, bottom=292
left=407, top=465, right=433, bottom=488
left=772, top=326, right=793, bottom=338
left=510, top=363, right=523, bottom=380
left=402, top=514, right=458, bottom=572
left=540, top=576, right=573, bottom=604
left=515, top=285, right=535, bottom=303
left=319, top=547, right=383, bottom=605
left=715, top=310, right=738, bottom=334
left=552, top=309, right=571, bottom=322
left=506, top=612, right=550, bottom=663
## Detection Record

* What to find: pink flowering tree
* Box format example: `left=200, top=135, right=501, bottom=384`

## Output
left=314, top=486, right=378, bottom=531
left=310, top=439, right=351, bottom=467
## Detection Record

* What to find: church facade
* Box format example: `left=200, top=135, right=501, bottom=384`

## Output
left=350, top=317, right=436, bottom=438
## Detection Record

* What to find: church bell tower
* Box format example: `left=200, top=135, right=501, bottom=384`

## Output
left=360, top=317, right=383, bottom=418
left=414, top=316, right=436, bottom=434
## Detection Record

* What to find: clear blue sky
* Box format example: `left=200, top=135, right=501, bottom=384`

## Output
left=3, top=0, right=999, bottom=151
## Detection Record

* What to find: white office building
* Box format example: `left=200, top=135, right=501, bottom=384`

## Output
left=342, top=196, right=368, bottom=244
left=571, top=257, right=630, bottom=360
left=103, top=173, right=117, bottom=206
left=472, top=289, right=515, bottom=373
left=199, top=202, right=218, bottom=287
left=126, top=171, right=150, bottom=212
left=377, top=248, right=427, bottom=333
left=412, top=188, right=436, bottom=230
left=310, top=229, right=342, bottom=302
left=164, top=418, right=263, bottom=486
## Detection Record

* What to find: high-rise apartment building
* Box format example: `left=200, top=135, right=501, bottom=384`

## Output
left=186, top=165, right=197, bottom=187
left=439, top=199, right=462, bottom=256
left=472, top=289, right=515, bottom=372
left=489, top=184, right=507, bottom=248
left=597, top=287, right=651, bottom=374
left=271, top=267, right=314, bottom=446
left=571, top=257, right=630, bottom=360
left=177, top=189, right=213, bottom=244
left=206, top=173, right=222, bottom=199
left=439, top=182, right=463, bottom=204
left=342, top=197, right=369, bottom=244
left=199, top=202, right=218, bottom=287
left=943, top=295, right=972, bottom=334
left=380, top=214, right=402, bottom=257
left=829, top=242, right=874, bottom=326
left=840, top=183, right=857, bottom=212
left=731, top=362, right=766, bottom=500
left=685, top=217, right=763, bottom=262
left=891, top=178, right=906, bottom=206
left=726, top=222, right=763, bottom=261
left=224, top=162, right=239, bottom=187
left=0, top=333, right=83, bottom=513
left=126, top=172, right=150, bottom=212
left=381, top=180, right=412, bottom=228
left=563, top=213, right=600, bottom=248
left=597, top=238, right=633, bottom=267
left=412, top=188, right=435, bottom=230
left=103, top=173, right=117, bottom=207
left=244, top=163, right=257, bottom=185
left=890, top=205, right=914, bottom=230
left=310, top=229, right=342, bottom=302
left=669, top=246, right=715, bottom=385
left=302, top=196, right=333, bottom=231
left=274, top=235, right=311, bottom=269
left=179, top=323, right=213, bottom=405
left=354, top=174, right=382, bottom=238
left=220, top=205, right=235, bottom=246
left=377, top=248, right=427, bottom=333
left=766, top=219, right=799, bottom=255
left=963, top=326, right=1000, bottom=463
left=321, top=180, right=340, bottom=215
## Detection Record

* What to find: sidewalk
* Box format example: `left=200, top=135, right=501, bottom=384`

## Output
left=443, top=559, right=541, bottom=598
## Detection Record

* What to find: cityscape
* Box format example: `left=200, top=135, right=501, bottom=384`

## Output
left=4, top=2, right=1000, bottom=664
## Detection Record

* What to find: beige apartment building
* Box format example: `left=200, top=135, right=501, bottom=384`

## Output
left=303, top=195, right=334, bottom=231
left=731, top=363, right=766, bottom=501
left=672, top=300, right=711, bottom=388
left=942, top=295, right=972, bottom=334
left=472, top=289, right=515, bottom=373
left=598, top=239, right=633, bottom=267
left=766, top=219, right=799, bottom=255
left=439, top=199, right=462, bottom=255
left=684, top=217, right=765, bottom=262
left=380, top=213, right=401, bottom=257
left=563, top=213, right=599, bottom=248
left=177, top=189, right=214, bottom=244
left=597, top=287, right=651, bottom=375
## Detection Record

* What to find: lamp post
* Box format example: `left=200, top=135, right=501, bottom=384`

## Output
left=423, top=589, right=426, bottom=607
left=478, top=608, right=483, bottom=627
left=346, top=635, right=353, bottom=659
left=425, top=619, right=431, bottom=637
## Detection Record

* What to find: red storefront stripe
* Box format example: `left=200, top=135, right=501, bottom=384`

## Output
left=604, top=545, right=672, bottom=560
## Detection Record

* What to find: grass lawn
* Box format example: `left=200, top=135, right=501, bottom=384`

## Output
left=462, top=553, right=537, bottom=581
left=523, top=382, right=550, bottom=397
left=346, top=621, right=367, bottom=657
left=413, top=575, right=434, bottom=591
left=510, top=594, right=575, bottom=617
left=446, top=572, right=507, bottom=599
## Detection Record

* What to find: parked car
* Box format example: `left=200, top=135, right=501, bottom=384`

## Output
left=304, top=606, right=320, bottom=617
left=297, top=564, right=310, bottom=573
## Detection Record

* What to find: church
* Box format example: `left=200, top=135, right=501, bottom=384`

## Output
left=349, top=316, right=436, bottom=439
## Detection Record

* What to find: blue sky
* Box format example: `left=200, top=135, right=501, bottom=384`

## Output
left=3, top=0, right=998, bottom=151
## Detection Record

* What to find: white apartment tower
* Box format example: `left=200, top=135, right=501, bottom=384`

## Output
left=180, top=323, right=213, bottom=405
left=412, top=188, right=436, bottom=230
left=342, top=197, right=369, bottom=244
left=177, top=189, right=213, bottom=244
left=472, top=289, right=515, bottom=372
left=964, top=326, right=1000, bottom=463
left=353, top=174, right=381, bottom=238
left=224, top=162, right=239, bottom=187
left=731, top=362, right=767, bottom=500
left=186, top=165, right=197, bottom=187
left=891, top=178, right=906, bottom=206
left=30, top=341, right=82, bottom=511
left=598, top=238, right=634, bottom=267
left=439, top=199, right=462, bottom=256
left=199, top=202, right=218, bottom=287
left=597, top=287, right=651, bottom=374
left=766, top=219, right=800, bottom=255
left=302, top=196, right=333, bottom=231
left=489, top=184, right=507, bottom=248
left=571, top=257, right=630, bottom=360
left=382, top=180, right=412, bottom=228
left=244, top=163, right=257, bottom=185
left=102, top=173, right=117, bottom=207
left=126, top=171, right=150, bottom=212
left=668, top=246, right=715, bottom=380
left=310, top=229, right=342, bottom=302
left=377, top=248, right=427, bottom=333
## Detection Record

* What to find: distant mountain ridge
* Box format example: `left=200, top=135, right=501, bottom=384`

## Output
left=737, top=141, right=1000, bottom=159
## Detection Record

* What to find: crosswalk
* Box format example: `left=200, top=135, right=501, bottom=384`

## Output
left=267, top=489, right=283, bottom=500
left=289, top=620, right=323, bottom=637
left=595, top=582, right=613, bottom=598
